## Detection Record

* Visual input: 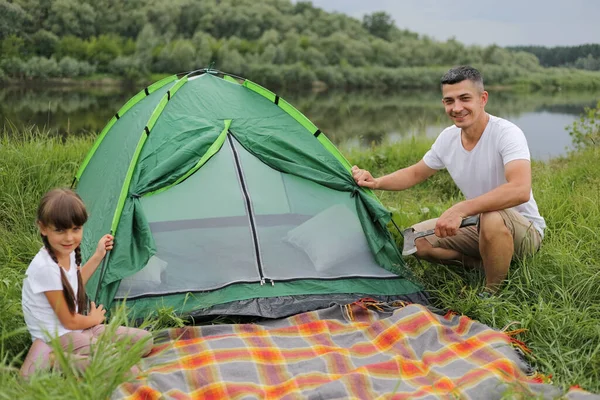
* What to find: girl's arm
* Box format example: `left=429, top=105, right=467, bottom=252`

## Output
left=44, top=291, right=106, bottom=330
left=80, top=234, right=113, bottom=286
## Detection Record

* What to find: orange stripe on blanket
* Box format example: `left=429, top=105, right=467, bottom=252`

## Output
left=126, top=385, right=162, bottom=400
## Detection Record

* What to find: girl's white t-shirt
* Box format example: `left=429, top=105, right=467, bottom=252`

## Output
left=22, top=248, right=82, bottom=342
left=422, top=114, right=546, bottom=237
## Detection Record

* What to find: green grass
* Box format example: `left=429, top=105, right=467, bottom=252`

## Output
left=1, top=124, right=599, bottom=397
left=345, top=140, right=600, bottom=393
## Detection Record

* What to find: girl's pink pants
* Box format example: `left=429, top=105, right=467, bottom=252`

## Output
left=20, top=324, right=153, bottom=378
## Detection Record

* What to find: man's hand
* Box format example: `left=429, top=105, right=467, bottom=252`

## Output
left=352, top=165, right=379, bottom=189
left=435, top=207, right=466, bottom=238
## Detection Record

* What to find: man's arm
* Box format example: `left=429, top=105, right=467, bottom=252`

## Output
left=352, top=160, right=437, bottom=191
left=435, top=159, right=532, bottom=237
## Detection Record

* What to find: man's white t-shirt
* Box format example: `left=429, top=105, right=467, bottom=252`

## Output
left=422, top=114, right=546, bottom=237
left=22, top=248, right=82, bottom=342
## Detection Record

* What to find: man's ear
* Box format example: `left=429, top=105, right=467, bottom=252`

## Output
left=481, top=90, right=489, bottom=106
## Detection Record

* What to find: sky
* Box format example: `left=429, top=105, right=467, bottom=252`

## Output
left=305, top=0, right=598, bottom=47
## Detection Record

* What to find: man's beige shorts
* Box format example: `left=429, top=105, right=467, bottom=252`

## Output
left=412, top=208, right=542, bottom=259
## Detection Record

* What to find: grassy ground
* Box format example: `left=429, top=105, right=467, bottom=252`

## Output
left=0, top=125, right=598, bottom=397
left=346, top=139, right=600, bottom=393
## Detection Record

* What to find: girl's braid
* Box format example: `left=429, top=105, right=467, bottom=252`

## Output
left=41, top=235, right=80, bottom=315
left=74, top=245, right=88, bottom=314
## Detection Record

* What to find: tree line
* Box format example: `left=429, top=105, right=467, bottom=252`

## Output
left=0, top=0, right=599, bottom=90
left=508, top=44, right=600, bottom=71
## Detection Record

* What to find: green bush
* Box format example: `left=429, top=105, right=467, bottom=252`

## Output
left=23, top=56, right=59, bottom=80
left=153, top=39, right=197, bottom=73
left=0, top=57, right=25, bottom=79
left=56, top=35, right=89, bottom=61
left=568, top=101, right=600, bottom=149
left=245, top=63, right=285, bottom=89
left=57, top=56, right=95, bottom=77
left=0, top=34, right=25, bottom=59
left=280, top=63, right=317, bottom=89
left=314, top=66, right=347, bottom=89
left=58, top=56, right=81, bottom=77
left=30, top=30, right=59, bottom=58
left=108, top=55, right=146, bottom=81
left=87, top=34, right=122, bottom=71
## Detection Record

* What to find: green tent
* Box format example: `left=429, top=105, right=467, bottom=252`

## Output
left=74, top=69, right=426, bottom=320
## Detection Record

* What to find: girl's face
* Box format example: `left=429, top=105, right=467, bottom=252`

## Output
left=39, top=224, right=84, bottom=259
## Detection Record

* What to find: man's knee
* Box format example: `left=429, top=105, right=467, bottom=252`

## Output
left=479, top=211, right=511, bottom=242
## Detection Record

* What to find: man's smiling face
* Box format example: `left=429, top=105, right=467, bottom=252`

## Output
left=441, top=79, right=488, bottom=130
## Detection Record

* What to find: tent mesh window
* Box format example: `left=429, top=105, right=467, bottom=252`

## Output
left=116, top=134, right=396, bottom=299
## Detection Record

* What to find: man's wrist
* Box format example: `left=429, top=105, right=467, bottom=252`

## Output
left=374, top=177, right=381, bottom=190
left=453, top=201, right=473, bottom=218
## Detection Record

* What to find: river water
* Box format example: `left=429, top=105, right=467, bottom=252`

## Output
left=1, top=85, right=597, bottom=161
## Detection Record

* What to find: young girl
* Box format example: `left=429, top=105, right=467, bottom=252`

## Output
left=20, top=188, right=153, bottom=377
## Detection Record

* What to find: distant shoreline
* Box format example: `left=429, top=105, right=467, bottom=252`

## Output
left=2, top=76, right=132, bottom=89
left=3, top=74, right=600, bottom=94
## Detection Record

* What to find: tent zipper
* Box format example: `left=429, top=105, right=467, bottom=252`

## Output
left=227, top=133, right=268, bottom=284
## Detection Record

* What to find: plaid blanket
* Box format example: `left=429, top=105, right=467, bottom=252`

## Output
left=113, top=300, right=598, bottom=400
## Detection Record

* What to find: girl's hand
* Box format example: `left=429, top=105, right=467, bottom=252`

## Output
left=95, top=234, right=114, bottom=258
left=89, top=301, right=106, bottom=325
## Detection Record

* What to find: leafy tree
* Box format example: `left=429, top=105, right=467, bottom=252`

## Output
left=0, top=0, right=28, bottom=39
left=1, top=35, right=26, bottom=58
left=87, top=35, right=122, bottom=70
left=23, top=56, right=59, bottom=79
left=280, top=63, right=316, bottom=88
left=2, top=0, right=599, bottom=85
left=177, top=0, right=208, bottom=38
left=343, top=39, right=371, bottom=66
left=45, top=0, right=96, bottom=38
left=31, top=30, right=59, bottom=58
left=258, top=29, right=281, bottom=52
left=0, top=56, right=26, bottom=78
left=574, top=54, right=600, bottom=71
left=154, top=39, right=196, bottom=73
left=108, top=55, right=145, bottom=80
left=92, top=0, right=147, bottom=38
left=191, top=31, right=215, bottom=67
left=135, top=24, right=160, bottom=66
left=12, top=0, right=50, bottom=34
left=508, top=44, right=600, bottom=68
left=56, top=35, right=89, bottom=61
left=122, top=38, right=136, bottom=56
left=362, top=11, right=395, bottom=41
left=260, top=43, right=285, bottom=65
left=513, top=51, right=540, bottom=70
left=58, top=56, right=83, bottom=76
left=145, top=0, right=180, bottom=39
left=300, top=46, right=328, bottom=68
left=216, top=46, right=245, bottom=75
left=293, top=1, right=315, bottom=15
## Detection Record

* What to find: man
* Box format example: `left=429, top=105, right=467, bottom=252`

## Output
left=352, top=66, right=545, bottom=293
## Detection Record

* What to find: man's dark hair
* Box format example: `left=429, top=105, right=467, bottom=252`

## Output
left=441, top=66, right=484, bottom=91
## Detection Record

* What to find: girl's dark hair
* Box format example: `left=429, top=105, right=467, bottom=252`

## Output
left=37, top=188, right=89, bottom=315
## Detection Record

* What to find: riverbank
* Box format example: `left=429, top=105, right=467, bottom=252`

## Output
left=4, top=64, right=600, bottom=92
left=0, top=127, right=598, bottom=395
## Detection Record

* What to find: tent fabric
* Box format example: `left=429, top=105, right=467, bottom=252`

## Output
left=111, top=300, right=595, bottom=400
left=76, top=70, right=425, bottom=319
